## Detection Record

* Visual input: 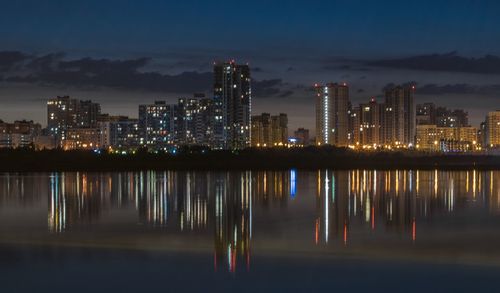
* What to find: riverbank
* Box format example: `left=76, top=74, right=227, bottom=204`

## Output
left=1, top=147, right=499, bottom=171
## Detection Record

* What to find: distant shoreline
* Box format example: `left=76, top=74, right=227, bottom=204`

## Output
left=1, top=147, right=499, bottom=172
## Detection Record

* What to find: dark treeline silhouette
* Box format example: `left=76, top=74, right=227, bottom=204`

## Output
left=0, top=146, right=499, bottom=171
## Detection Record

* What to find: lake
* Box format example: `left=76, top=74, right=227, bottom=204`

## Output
left=0, top=170, right=499, bottom=292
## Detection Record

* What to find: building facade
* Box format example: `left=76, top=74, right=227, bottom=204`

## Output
left=0, top=120, right=42, bottom=148
left=138, top=101, right=178, bottom=149
left=213, top=61, right=251, bottom=150
left=251, top=113, right=288, bottom=147
left=315, top=83, right=349, bottom=146
left=416, top=125, right=478, bottom=152
left=47, top=96, right=101, bottom=144
left=485, top=111, right=500, bottom=148
left=384, top=85, right=415, bottom=146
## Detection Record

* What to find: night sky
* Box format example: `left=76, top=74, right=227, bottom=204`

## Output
left=1, top=0, right=499, bottom=134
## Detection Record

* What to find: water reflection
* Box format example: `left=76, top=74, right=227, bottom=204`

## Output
left=1, top=170, right=500, bottom=271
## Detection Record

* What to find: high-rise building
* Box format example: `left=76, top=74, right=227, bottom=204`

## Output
left=47, top=96, right=101, bottom=143
left=384, top=85, right=415, bottom=146
left=174, top=94, right=215, bottom=146
left=251, top=113, right=288, bottom=147
left=213, top=61, right=251, bottom=150
left=77, top=100, right=101, bottom=128
left=436, top=107, right=469, bottom=127
left=47, top=96, right=79, bottom=141
left=138, top=101, right=178, bottom=149
left=177, top=98, right=199, bottom=145
left=315, top=83, right=349, bottom=146
left=485, top=111, right=500, bottom=148
left=98, top=115, right=140, bottom=150
left=416, top=102, right=436, bottom=125
left=358, top=98, right=384, bottom=146
left=193, top=96, right=214, bottom=146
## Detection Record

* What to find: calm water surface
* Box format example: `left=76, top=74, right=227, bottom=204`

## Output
left=1, top=170, right=500, bottom=292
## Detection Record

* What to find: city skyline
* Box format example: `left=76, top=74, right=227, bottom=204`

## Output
left=1, top=1, right=500, bottom=132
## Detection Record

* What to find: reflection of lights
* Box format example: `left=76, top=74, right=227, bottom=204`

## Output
left=48, top=174, right=66, bottom=233
left=412, top=218, right=416, bottom=242
left=290, top=169, right=296, bottom=199
left=325, top=171, right=329, bottom=244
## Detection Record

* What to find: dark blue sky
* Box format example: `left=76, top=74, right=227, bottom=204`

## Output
left=0, top=0, right=499, bottom=133
left=2, top=0, right=499, bottom=56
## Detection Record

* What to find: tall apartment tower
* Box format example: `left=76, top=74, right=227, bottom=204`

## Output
left=384, top=85, right=415, bottom=146
left=213, top=61, right=251, bottom=150
left=315, top=83, right=349, bottom=146
left=47, top=96, right=101, bottom=143
left=138, top=101, right=178, bottom=149
left=359, top=98, right=384, bottom=146
left=486, top=110, right=500, bottom=148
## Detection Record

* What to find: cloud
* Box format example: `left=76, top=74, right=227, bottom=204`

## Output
left=417, top=83, right=500, bottom=95
left=252, top=78, right=284, bottom=97
left=368, top=52, right=500, bottom=74
left=0, top=51, right=31, bottom=71
left=0, top=51, right=288, bottom=95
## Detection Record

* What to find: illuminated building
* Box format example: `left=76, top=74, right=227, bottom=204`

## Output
left=177, top=94, right=214, bottom=146
left=213, top=61, right=251, bottom=150
left=348, top=105, right=360, bottom=145
left=138, top=101, right=178, bottom=149
left=98, top=115, right=140, bottom=151
left=251, top=113, right=288, bottom=147
left=315, top=83, right=349, bottom=146
left=0, top=119, right=42, bottom=148
left=436, top=107, right=469, bottom=127
left=416, top=125, right=478, bottom=152
left=358, top=98, right=384, bottom=146
left=485, top=110, right=500, bottom=148
left=416, top=102, right=436, bottom=125
left=192, top=95, right=214, bottom=146
left=384, top=85, right=415, bottom=146
left=47, top=96, right=101, bottom=143
left=63, top=128, right=100, bottom=150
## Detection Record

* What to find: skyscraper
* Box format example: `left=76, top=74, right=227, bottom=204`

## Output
left=315, top=83, right=349, bottom=146
left=384, top=85, right=415, bottom=146
left=358, top=98, right=384, bottom=146
left=213, top=61, right=251, bottom=150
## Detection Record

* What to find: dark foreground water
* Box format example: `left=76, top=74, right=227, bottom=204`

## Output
left=1, top=170, right=500, bottom=292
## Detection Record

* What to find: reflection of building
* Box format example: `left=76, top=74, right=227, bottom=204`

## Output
left=251, top=113, right=288, bottom=147
left=214, top=172, right=252, bottom=272
left=48, top=173, right=104, bottom=233
left=213, top=61, right=251, bottom=150
left=315, top=83, right=349, bottom=146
